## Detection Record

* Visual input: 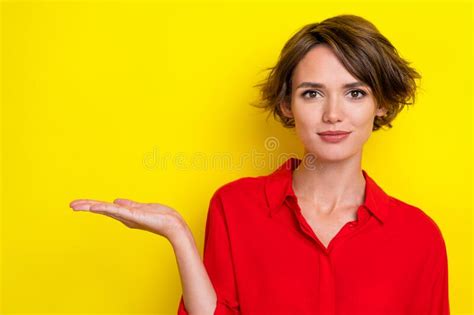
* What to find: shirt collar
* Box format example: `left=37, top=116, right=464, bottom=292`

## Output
left=264, top=157, right=391, bottom=223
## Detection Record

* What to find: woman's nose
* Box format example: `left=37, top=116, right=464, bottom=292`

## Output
left=322, top=97, right=343, bottom=123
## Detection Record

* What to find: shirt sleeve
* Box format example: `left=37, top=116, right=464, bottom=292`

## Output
left=427, top=230, right=450, bottom=315
left=177, top=190, right=240, bottom=315
left=415, top=222, right=450, bottom=315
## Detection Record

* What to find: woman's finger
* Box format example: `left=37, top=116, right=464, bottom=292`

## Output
left=72, top=202, right=134, bottom=221
left=70, top=199, right=105, bottom=207
left=72, top=202, right=139, bottom=227
left=70, top=201, right=106, bottom=211
left=113, top=198, right=146, bottom=208
left=89, top=203, right=131, bottom=217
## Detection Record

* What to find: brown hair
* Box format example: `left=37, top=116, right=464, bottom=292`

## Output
left=251, top=14, right=422, bottom=131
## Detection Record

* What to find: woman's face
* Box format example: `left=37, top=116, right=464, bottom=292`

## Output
left=281, top=43, right=387, bottom=162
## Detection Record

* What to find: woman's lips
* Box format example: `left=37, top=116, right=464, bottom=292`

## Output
left=317, top=132, right=352, bottom=143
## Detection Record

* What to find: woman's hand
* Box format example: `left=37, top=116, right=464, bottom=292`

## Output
left=69, top=198, right=186, bottom=242
left=70, top=197, right=219, bottom=314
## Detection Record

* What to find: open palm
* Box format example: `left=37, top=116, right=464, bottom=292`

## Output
left=69, top=198, right=185, bottom=240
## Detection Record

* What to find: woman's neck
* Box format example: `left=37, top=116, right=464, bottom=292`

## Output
left=292, top=152, right=366, bottom=216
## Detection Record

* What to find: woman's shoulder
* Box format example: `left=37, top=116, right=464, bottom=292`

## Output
left=388, top=196, right=446, bottom=245
left=205, top=175, right=270, bottom=221
left=212, top=175, right=267, bottom=200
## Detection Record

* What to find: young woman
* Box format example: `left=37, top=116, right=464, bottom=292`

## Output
left=70, top=14, right=449, bottom=315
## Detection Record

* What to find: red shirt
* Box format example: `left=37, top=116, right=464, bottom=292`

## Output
left=177, top=157, right=449, bottom=315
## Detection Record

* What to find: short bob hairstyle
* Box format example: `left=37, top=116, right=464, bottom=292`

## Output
left=252, top=14, right=422, bottom=131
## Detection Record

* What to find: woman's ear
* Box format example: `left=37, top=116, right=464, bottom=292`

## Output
left=280, top=101, right=293, bottom=118
left=375, top=105, right=388, bottom=117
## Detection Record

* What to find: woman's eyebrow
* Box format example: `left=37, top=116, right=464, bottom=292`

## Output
left=296, top=81, right=369, bottom=89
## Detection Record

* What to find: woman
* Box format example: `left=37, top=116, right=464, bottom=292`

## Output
left=70, top=14, right=449, bottom=315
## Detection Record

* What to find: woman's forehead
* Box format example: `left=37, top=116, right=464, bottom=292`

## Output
left=293, top=46, right=357, bottom=84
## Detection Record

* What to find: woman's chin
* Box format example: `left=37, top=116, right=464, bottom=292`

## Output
left=304, top=149, right=356, bottom=163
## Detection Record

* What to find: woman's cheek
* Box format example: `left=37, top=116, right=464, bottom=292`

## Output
left=294, top=118, right=315, bottom=147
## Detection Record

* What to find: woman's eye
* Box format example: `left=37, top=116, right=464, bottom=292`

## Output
left=301, top=89, right=367, bottom=100
left=301, top=90, right=320, bottom=99
left=349, top=89, right=367, bottom=99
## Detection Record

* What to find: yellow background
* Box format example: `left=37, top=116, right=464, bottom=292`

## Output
left=1, top=0, right=472, bottom=314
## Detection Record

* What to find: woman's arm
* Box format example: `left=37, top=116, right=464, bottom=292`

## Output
left=170, top=222, right=217, bottom=315
left=69, top=198, right=217, bottom=315
left=176, top=191, right=241, bottom=315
